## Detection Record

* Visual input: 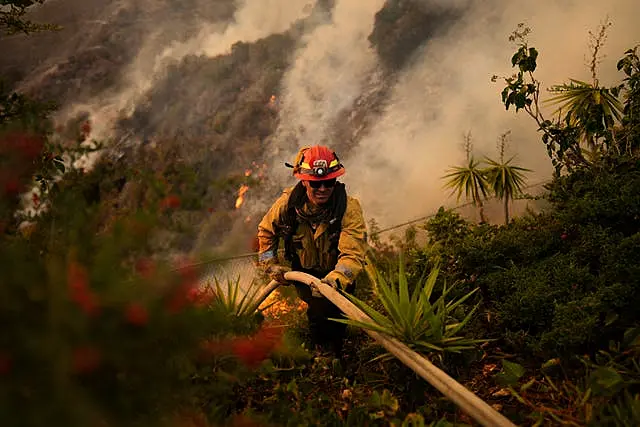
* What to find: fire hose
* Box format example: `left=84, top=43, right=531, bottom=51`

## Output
left=255, top=271, right=515, bottom=427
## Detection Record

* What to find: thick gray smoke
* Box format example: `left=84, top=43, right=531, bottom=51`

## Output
left=54, top=0, right=313, bottom=142
left=271, top=0, right=639, bottom=228
left=3, top=0, right=639, bottom=238
left=270, top=0, right=386, bottom=175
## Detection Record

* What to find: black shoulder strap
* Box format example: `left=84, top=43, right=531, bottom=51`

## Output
left=327, top=182, right=347, bottom=256
left=281, top=182, right=306, bottom=265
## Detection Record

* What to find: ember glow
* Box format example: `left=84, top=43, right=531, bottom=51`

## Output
left=259, top=289, right=307, bottom=319
left=234, top=184, right=250, bottom=209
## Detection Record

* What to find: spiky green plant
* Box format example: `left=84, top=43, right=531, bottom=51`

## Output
left=204, top=275, right=273, bottom=318
left=443, top=157, right=489, bottom=223
left=334, top=260, right=486, bottom=360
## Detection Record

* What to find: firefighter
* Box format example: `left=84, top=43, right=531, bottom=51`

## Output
left=257, top=145, right=367, bottom=357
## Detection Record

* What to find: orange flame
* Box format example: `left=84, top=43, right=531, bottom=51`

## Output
left=235, top=184, right=250, bottom=209
left=259, top=289, right=307, bottom=319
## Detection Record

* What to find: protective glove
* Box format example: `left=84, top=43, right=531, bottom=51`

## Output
left=310, top=281, right=324, bottom=298
left=264, top=263, right=291, bottom=284
left=321, top=275, right=342, bottom=290
left=310, top=272, right=346, bottom=298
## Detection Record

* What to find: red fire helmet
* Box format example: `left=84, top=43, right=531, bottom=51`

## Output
left=287, top=145, right=345, bottom=181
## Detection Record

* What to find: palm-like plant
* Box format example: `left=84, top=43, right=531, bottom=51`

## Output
left=482, top=131, right=531, bottom=225
left=547, top=79, right=623, bottom=147
left=483, top=157, right=530, bottom=225
left=334, top=259, right=486, bottom=361
left=443, top=157, right=489, bottom=223
left=203, top=275, right=275, bottom=318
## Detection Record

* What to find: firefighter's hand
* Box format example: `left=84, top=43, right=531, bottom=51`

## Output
left=310, top=281, right=324, bottom=298
left=310, top=274, right=344, bottom=298
left=321, top=276, right=342, bottom=290
left=264, top=263, right=291, bottom=284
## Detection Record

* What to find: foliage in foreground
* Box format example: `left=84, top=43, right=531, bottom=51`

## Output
left=0, top=127, right=288, bottom=426
left=336, top=257, right=486, bottom=361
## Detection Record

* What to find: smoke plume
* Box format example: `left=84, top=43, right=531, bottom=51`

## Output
left=271, top=0, right=387, bottom=173
left=3, top=0, right=639, bottom=238
left=340, top=0, right=639, bottom=228
left=52, top=0, right=313, bottom=141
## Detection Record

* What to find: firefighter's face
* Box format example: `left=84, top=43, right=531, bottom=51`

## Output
left=303, top=178, right=336, bottom=205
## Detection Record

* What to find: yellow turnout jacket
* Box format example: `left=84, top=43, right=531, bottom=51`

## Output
left=257, top=186, right=367, bottom=287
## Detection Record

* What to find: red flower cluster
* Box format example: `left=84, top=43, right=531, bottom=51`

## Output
left=71, top=346, right=101, bottom=374
left=230, top=323, right=285, bottom=369
left=67, top=261, right=100, bottom=316
left=125, top=303, right=149, bottom=326
left=187, top=287, right=215, bottom=307
left=166, top=263, right=200, bottom=314
left=199, top=324, right=285, bottom=369
left=160, top=194, right=181, bottom=210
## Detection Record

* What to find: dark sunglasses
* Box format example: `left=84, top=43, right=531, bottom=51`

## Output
left=308, top=178, right=337, bottom=189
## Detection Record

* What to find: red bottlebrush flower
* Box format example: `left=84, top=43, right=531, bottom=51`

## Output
left=67, top=261, right=89, bottom=293
left=166, top=283, right=193, bottom=314
left=67, top=261, right=100, bottom=317
left=125, top=303, right=149, bottom=326
left=165, top=262, right=202, bottom=313
left=187, top=287, right=214, bottom=307
left=71, top=346, right=101, bottom=374
left=561, top=233, right=568, bottom=240
left=75, top=292, right=100, bottom=317
left=0, top=352, right=11, bottom=375
left=231, top=338, right=266, bottom=369
left=160, top=194, right=181, bottom=210
left=231, top=324, right=285, bottom=369
left=32, top=192, right=40, bottom=207
left=135, top=257, right=156, bottom=279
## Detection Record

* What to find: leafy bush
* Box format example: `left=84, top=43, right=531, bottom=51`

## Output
left=406, top=151, right=640, bottom=359
left=0, top=129, right=287, bottom=426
